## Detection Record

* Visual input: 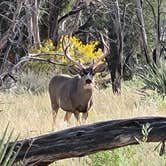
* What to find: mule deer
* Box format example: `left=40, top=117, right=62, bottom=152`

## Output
left=49, top=34, right=108, bottom=126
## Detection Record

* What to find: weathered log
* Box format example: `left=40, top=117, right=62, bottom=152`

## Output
left=12, top=117, right=166, bottom=166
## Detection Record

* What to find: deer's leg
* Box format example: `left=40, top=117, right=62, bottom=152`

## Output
left=64, top=112, right=72, bottom=123
left=82, top=112, right=88, bottom=124
left=74, top=111, right=81, bottom=125
left=51, top=103, right=59, bottom=129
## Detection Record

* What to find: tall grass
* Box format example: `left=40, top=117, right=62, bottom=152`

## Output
left=0, top=76, right=166, bottom=165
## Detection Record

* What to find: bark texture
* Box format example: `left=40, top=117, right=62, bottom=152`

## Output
left=135, top=0, right=152, bottom=63
left=10, top=117, right=166, bottom=166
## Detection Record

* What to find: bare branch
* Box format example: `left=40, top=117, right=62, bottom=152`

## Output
left=122, top=3, right=132, bottom=31
left=58, top=4, right=85, bottom=24
left=135, top=0, right=152, bottom=63
left=90, top=30, right=109, bottom=69
left=28, top=57, right=66, bottom=66
left=11, top=52, right=66, bottom=70
left=145, top=0, right=157, bottom=29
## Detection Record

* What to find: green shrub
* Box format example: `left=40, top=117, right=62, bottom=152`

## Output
left=11, top=70, right=51, bottom=94
left=0, top=125, right=21, bottom=166
left=122, top=76, right=144, bottom=90
left=89, top=151, right=114, bottom=166
left=139, top=62, right=166, bottom=97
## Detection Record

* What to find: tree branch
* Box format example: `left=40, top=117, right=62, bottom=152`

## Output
left=145, top=0, right=157, bottom=30
left=0, top=52, right=66, bottom=83
left=11, top=52, right=66, bottom=70
left=135, top=0, right=152, bottom=64
left=58, top=5, right=85, bottom=24
left=10, top=116, right=166, bottom=166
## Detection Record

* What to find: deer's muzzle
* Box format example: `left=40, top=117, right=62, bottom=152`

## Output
left=86, top=79, right=92, bottom=84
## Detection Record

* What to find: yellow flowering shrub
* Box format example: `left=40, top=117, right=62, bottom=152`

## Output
left=30, top=39, right=56, bottom=54
left=30, top=36, right=103, bottom=65
left=60, top=36, right=102, bottom=64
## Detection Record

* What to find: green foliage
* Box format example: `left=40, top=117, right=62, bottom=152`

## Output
left=144, top=0, right=156, bottom=49
left=122, top=76, right=144, bottom=90
left=60, top=0, right=76, bottom=15
left=143, top=0, right=166, bottom=49
left=89, top=147, right=138, bottom=166
left=141, top=90, right=166, bottom=113
left=135, top=123, right=152, bottom=143
left=89, top=144, right=166, bottom=166
left=89, top=151, right=117, bottom=166
left=139, top=62, right=166, bottom=97
left=0, top=124, right=21, bottom=166
left=141, top=123, right=152, bottom=142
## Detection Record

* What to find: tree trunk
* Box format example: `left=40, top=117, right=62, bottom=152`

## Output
left=108, top=0, right=123, bottom=94
left=11, top=117, right=166, bottom=166
left=48, top=0, right=62, bottom=47
left=0, top=1, right=23, bottom=72
left=135, top=0, right=152, bottom=64
left=110, top=42, right=122, bottom=94
left=32, top=0, right=40, bottom=48
left=153, top=0, right=162, bottom=65
left=25, top=0, right=33, bottom=46
left=26, top=0, right=40, bottom=48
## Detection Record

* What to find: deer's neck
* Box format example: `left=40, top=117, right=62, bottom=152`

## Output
left=77, top=77, right=93, bottom=97
left=70, top=76, right=93, bottom=108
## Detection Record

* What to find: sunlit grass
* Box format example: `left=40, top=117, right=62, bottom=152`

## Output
left=0, top=85, right=165, bottom=165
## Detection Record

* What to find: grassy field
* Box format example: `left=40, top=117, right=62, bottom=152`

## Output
left=0, top=79, right=166, bottom=166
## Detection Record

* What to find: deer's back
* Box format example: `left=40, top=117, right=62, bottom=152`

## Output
left=49, top=74, right=72, bottom=95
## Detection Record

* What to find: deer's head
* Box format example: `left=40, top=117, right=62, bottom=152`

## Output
left=68, top=64, right=106, bottom=85
left=62, top=34, right=108, bottom=86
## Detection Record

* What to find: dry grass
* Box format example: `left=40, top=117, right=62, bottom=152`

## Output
left=0, top=87, right=165, bottom=166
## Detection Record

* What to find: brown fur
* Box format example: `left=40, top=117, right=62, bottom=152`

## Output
left=49, top=74, right=93, bottom=125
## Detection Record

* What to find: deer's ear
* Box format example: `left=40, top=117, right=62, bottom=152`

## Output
left=68, top=65, right=81, bottom=75
left=93, top=63, right=107, bottom=74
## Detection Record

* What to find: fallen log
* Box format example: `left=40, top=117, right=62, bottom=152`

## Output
left=12, top=117, right=166, bottom=166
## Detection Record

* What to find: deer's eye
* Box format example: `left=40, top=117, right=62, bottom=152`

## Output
left=80, top=73, right=84, bottom=77
left=80, top=70, right=85, bottom=76
left=92, top=72, right=95, bottom=76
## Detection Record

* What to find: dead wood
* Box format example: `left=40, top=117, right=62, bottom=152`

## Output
left=11, top=116, right=166, bottom=166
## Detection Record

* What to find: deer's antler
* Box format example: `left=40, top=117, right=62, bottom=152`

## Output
left=62, top=35, right=84, bottom=69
